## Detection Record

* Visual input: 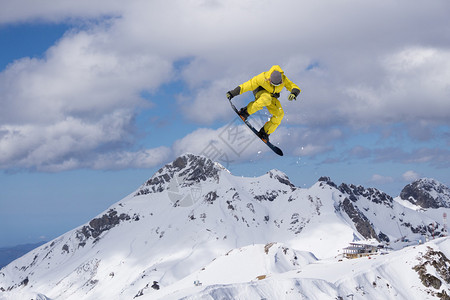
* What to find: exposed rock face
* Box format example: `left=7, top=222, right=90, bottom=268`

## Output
left=319, top=176, right=392, bottom=241
left=268, top=170, right=296, bottom=190
left=338, top=183, right=394, bottom=208
left=341, top=198, right=379, bottom=241
left=76, top=209, right=132, bottom=247
left=318, top=176, right=338, bottom=189
left=135, top=154, right=223, bottom=196
left=400, top=178, right=450, bottom=209
left=413, top=246, right=450, bottom=298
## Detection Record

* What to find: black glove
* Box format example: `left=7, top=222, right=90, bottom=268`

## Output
left=226, top=86, right=241, bottom=100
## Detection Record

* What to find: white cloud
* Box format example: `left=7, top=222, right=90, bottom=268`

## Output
left=0, top=29, right=173, bottom=123
left=92, top=146, right=172, bottom=170
left=369, top=174, right=394, bottom=185
left=1, top=0, right=449, bottom=171
left=177, top=78, right=233, bottom=124
left=402, top=170, right=420, bottom=182
left=342, top=47, right=450, bottom=126
left=280, top=127, right=342, bottom=157
left=0, top=17, right=174, bottom=171
left=169, top=116, right=346, bottom=164
left=349, top=146, right=372, bottom=159
left=0, top=0, right=123, bottom=24
left=171, top=123, right=270, bottom=166
left=295, top=144, right=331, bottom=157
left=178, top=1, right=450, bottom=129
left=0, top=111, right=135, bottom=171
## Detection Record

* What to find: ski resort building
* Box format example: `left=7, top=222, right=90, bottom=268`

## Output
left=343, top=242, right=380, bottom=259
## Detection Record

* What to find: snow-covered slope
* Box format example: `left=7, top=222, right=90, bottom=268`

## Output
left=1, top=154, right=449, bottom=300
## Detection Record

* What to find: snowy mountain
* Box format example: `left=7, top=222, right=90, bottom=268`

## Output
left=400, top=178, right=450, bottom=209
left=1, top=154, right=450, bottom=300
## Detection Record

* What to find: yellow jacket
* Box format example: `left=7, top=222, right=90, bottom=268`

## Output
left=239, top=65, right=300, bottom=97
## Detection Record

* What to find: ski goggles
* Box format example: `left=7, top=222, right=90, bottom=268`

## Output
left=271, top=79, right=283, bottom=86
left=270, top=71, right=283, bottom=86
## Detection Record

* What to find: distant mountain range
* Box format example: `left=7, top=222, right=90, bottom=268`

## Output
left=1, top=154, right=449, bottom=299
left=0, top=242, right=46, bottom=269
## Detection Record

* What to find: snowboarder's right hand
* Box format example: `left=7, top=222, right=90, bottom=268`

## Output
left=226, top=86, right=241, bottom=100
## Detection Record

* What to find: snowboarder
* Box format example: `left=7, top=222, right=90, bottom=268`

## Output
left=226, top=65, right=301, bottom=143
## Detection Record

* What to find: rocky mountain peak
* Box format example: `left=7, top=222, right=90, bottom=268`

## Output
left=135, top=153, right=225, bottom=196
left=318, top=176, right=338, bottom=189
left=267, top=169, right=295, bottom=189
left=400, top=178, right=450, bottom=209
left=338, top=183, right=394, bottom=208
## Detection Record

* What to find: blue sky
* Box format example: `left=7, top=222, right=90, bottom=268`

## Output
left=0, top=0, right=449, bottom=247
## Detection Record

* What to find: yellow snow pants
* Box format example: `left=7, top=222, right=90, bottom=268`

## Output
left=247, top=90, right=284, bottom=135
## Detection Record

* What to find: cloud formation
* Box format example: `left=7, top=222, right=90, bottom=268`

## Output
left=0, top=0, right=449, bottom=171
left=402, top=170, right=420, bottom=182
left=0, top=15, right=173, bottom=171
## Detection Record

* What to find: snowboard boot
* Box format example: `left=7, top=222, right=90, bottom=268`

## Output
left=238, top=107, right=250, bottom=122
left=258, top=127, right=270, bottom=143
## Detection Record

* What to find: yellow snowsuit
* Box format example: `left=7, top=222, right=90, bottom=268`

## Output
left=238, top=65, right=300, bottom=135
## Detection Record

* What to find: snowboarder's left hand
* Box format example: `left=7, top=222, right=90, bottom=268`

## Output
left=226, top=91, right=234, bottom=100
left=288, top=93, right=297, bottom=101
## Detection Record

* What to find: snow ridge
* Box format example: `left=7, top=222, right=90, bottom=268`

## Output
left=1, top=154, right=450, bottom=300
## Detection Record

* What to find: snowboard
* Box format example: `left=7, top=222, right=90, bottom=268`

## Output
left=228, top=98, right=283, bottom=156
